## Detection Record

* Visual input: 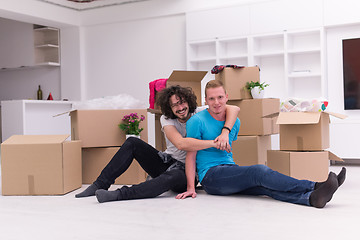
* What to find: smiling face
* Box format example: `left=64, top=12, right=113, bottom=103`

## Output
left=205, top=86, right=228, bottom=120
left=169, top=94, right=191, bottom=122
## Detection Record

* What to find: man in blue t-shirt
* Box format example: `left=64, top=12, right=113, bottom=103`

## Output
left=176, top=80, right=346, bottom=208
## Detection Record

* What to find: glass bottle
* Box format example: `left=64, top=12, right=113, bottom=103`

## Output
left=37, top=85, right=43, bottom=100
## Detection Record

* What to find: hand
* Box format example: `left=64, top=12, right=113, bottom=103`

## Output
left=214, top=132, right=231, bottom=153
left=176, top=189, right=197, bottom=199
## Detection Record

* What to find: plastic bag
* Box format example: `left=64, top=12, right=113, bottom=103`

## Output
left=72, top=94, right=147, bottom=110
left=280, top=98, right=328, bottom=112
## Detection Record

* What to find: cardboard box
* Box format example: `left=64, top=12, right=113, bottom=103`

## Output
left=70, top=109, right=148, bottom=148
left=147, top=108, right=167, bottom=152
left=267, top=150, right=343, bottom=182
left=82, top=147, right=147, bottom=185
left=215, top=66, right=260, bottom=100
left=155, top=70, right=207, bottom=109
left=1, top=135, right=82, bottom=195
left=232, top=135, right=271, bottom=166
left=228, top=98, right=280, bottom=136
left=277, top=112, right=346, bottom=151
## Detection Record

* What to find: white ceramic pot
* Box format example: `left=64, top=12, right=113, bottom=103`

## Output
left=251, top=86, right=265, bottom=99
left=126, top=134, right=140, bottom=139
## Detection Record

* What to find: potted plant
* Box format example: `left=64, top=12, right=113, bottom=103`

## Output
left=119, top=112, right=145, bottom=139
left=245, top=81, right=269, bottom=99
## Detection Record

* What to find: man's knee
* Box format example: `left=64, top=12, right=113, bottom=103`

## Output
left=250, top=164, right=270, bottom=172
left=162, top=170, right=186, bottom=192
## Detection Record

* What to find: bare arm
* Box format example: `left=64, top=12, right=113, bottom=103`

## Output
left=215, top=104, right=240, bottom=151
left=176, top=151, right=197, bottom=199
left=163, top=125, right=216, bottom=151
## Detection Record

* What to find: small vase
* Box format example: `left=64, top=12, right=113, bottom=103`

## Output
left=251, top=86, right=265, bottom=99
left=126, top=134, right=140, bottom=139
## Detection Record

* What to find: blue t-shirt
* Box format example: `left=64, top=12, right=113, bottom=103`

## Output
left=186, top=109, right=241, bottom=182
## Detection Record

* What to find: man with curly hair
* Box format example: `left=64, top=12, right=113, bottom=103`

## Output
left=75, top=85, right=240, bottom=203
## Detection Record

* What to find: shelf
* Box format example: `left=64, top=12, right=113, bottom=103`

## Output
left=288, top=72, right=321, bottom=78
left=35, top=44, right=59, bottom=48
left=218, top=57, right=248, bottom=66
left=0, top=63, right=60, bottom=72
left=189, top=57, right=216, bottom=63
left=35, top=62, right=61, bottom=67
left=252, top=34, right=284, bottom=55
left=34, top=26, right=59, bottom=32
left=287, top=48, right=320, bottom=54
left=34, top=25, right=60, bottom=66
left=287, top=30, right=321, bottom=52
left=218, top=37, right=248, bottom=57
left=253, top=52, right=284, bottom=57
left=188, top=40, right=216, bottom=60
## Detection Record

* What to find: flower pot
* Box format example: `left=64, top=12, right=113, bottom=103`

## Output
left=126, top=134, right=141, bottom=139
left=251, top=86, right=265, bottom=99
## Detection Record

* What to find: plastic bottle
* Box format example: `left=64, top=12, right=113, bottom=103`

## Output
left=37, top=85, right=43, bottom=100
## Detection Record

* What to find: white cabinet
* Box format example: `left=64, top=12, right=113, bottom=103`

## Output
left=324, top=0, right=360, bottom=27
left=34, top=26, right=60, bottom=66
left=250, top=0, right=323, bottom=34
left=186, top=5, right=250, bottom=41
left=187, top=28, right=325, bottom=101
left=0, top=24, right=60, bottom=72
left=1, top=100, right=72, bottom=142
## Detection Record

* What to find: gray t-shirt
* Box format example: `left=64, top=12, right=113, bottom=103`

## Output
left=160, top=106, right=206, bottom=164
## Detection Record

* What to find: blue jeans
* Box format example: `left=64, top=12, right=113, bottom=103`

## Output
left=200, top=164, right=315, bottom=206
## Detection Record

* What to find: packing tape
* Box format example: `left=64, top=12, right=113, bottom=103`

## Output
left=28, top=175, right=35, bottom=195
left=296, top=136, right=304, bottom=150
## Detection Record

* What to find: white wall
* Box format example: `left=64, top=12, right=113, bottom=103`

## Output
left=82, top=14, right=186, bottom=103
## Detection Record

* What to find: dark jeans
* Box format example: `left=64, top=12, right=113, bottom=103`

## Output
left=201, top=164, right=315, bottom=206
left=94, top=137, right=187, bottom=200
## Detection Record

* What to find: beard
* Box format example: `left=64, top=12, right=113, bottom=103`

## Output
left=176, top=107, right=189, bottom=120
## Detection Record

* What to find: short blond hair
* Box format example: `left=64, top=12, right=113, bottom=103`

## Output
left=205, top=80, right=226, bottom=97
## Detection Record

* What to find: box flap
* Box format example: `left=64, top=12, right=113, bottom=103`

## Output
left=323, top=111, right=348, bottom=119
left=167, top=70, right=207, bottom=83
left=327, top=151, right=344, bottom=162
left=53, top=110, right=75, bottom=117
left=276, top=112, right=321, bottom=125
left=2, top=135, right=70, bottom=145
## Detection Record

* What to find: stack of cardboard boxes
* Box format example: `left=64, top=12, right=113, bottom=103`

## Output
left=70, top=109, right=149, bottom=185
left=0, top=108, right=150, bottom=196
left=267, top=111, right=345, bottom=182
left=215, top=66, right=279, bottom=166
left=149, top=70, right=207, bottom=152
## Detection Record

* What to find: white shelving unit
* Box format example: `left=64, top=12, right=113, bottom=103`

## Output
left=186, top=28, right=324, bottom=101
left=34, top=26, right=60, bottom=66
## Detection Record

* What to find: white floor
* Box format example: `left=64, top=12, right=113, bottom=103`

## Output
left=0, top=165, right=359, bottom=240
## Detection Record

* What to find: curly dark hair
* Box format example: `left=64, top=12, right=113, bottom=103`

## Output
left=156, top=85, right=197, bottom=119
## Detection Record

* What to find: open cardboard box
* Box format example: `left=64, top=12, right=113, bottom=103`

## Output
left=214, top=66, right=260, bottom=100
left=69, top=109, right=148, bottom=148
left=1, top=135, right=82, bottom=195
left=228, top=98, right=279, bottom=136
left=155, top=70, right=207, bottom=109
left=267, top=150, right=343, bottom=182
left=276, top=111, right=347, bottom=151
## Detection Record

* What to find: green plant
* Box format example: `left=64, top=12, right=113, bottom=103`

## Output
left=245, top=81, right=269, bottom=91
left=118, top=113, right=145, bottom=135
